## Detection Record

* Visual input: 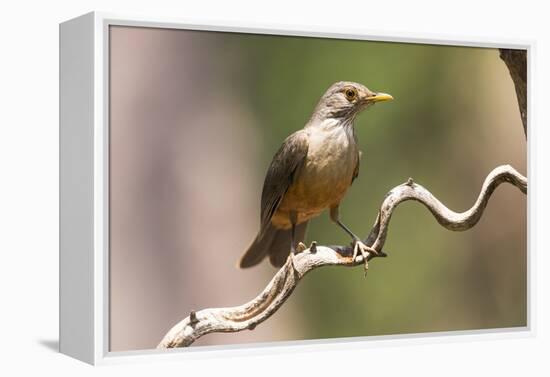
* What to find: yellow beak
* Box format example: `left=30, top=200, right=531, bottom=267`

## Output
left=369, top=92, right=394, bottom=103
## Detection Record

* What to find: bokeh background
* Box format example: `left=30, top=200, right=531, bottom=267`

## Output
left=109, top=26, right=526, bottom=352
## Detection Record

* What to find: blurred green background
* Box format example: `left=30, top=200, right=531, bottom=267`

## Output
left=109, top=26, right=526, bottom=351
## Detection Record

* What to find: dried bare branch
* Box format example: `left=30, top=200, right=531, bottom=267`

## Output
left=158, top=164, right=527, bottom=349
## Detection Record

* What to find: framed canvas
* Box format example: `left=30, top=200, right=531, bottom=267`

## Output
left=59, top=11, right=531, bottom=365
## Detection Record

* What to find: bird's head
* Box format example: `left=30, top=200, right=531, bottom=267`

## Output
left=312, top=81, right=393, bottom=122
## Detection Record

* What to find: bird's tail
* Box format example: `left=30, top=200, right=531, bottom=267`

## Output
left=238, top=222, right=308, bottom=268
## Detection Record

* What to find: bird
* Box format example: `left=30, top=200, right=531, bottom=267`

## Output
left=238, top=81, right=393, bottom=269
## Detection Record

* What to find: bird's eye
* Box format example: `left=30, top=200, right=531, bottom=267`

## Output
left=345, top=88, right=357, bottom=101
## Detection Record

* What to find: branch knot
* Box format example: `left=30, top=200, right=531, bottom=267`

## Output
left=189, top=311, right=199, bottom=326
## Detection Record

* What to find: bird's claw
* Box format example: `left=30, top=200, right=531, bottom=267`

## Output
left=351, top=239, right=378, bottom=276
left=296, top=242, right=307, bottom=253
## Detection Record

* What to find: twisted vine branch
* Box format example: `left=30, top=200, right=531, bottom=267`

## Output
left=158, top=164, right=527, bottom=349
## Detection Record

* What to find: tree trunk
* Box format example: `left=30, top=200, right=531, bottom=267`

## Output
left=499, top=49, right=527, bottom=137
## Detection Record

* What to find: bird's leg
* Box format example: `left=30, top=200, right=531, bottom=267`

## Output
left=288, top=211, right=305, bottom=269
left=330, top=206, right=379, bottom=273
left=289, top=211, right=307, bottom=254
left=289, top=211, right=298, bottom=255
left=290, top=223, right=297, bottom=255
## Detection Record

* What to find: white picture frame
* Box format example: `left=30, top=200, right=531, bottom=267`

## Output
left=59, top=11, right=533, bottom=365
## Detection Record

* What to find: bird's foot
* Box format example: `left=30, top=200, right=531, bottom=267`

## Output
left=288, top=252, right=297, bottom=271
left=296, top=242, right=307, bottom=253
left=351, top=239, right=379, bottom=276
left=288, top=242, right=304, bottom=271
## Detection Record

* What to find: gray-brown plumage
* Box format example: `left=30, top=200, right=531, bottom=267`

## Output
left=239, top=81, right=393, bottom=268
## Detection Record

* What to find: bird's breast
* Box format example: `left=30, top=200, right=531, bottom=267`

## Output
left=274, top=126, right=359, bottom=227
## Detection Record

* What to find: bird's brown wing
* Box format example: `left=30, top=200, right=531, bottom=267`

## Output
left=351, top=150, right=362, bottom=184
left=259, top=130, right=309, bottom=234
